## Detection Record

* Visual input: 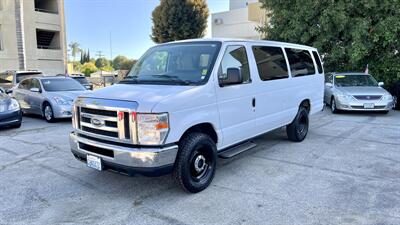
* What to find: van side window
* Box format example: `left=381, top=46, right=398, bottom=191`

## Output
left=219, top=46, right=250, bottom=83
left=252, top=46, right=288, bottom=81
left=312, top=51, right=323, bottom=74
left=285, top=48, right=315, bottom=77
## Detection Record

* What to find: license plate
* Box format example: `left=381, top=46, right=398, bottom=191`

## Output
left=363, top=103, right=375, bottom=109
left=87, top=155, right=102, bottom=171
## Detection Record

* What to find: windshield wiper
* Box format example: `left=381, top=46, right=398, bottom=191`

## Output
left=150, top=75, right=192, bottom=85
left=119, top=76, right=139, bottom=84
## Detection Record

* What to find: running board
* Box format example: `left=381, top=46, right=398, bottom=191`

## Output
left=218, top=141, right=257, bottom=159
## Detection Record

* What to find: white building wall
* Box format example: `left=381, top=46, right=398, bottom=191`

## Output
left=230, top=0, right=259, bottom=10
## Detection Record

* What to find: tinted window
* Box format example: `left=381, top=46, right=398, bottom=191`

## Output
left=19, top=79, right=31, bottom=90
left=219, top=46, right=250, bottom=83
left=312, top=51, right=323, bottom=74
left=31, top=79, right=41, bottom=90
left=73, top=77, right=89, bottom=84
left=16, top=72, right=42, bottom=83
left=252, top=46, right=288, bottom=81
left=41, top=79, right=85, bottom=92
left=285, top=48, right=315, bottom=77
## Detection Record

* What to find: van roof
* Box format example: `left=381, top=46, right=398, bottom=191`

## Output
left=330, top=72, right=370, bottom=76
left=165, top=38, right=318, bottom=51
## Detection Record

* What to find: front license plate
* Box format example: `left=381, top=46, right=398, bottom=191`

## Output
left=87, top=155, right=102, bottom=171
left=363, top=103, right=375, bottom=109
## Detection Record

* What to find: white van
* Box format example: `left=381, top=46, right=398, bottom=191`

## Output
left=70, top=39, right=324, bottom=193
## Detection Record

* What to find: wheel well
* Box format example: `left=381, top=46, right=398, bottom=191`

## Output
left=42, top=101, right=50, bottom=110
left=181, top=123, right=218, bottom=144
left=299, top=99, right=311, bottom=113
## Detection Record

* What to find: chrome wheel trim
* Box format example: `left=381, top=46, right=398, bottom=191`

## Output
left=331, top=99, right=336, bottom=111
left=44, top=106, right=53, bottom=121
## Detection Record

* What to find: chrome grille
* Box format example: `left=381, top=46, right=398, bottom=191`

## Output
left=353, top=95, right=382, bottom=100
left=75, top=106, right=132, bottom=142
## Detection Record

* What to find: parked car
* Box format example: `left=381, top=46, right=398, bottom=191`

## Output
left=0, top=70, right=43, bottom=92
left=324, top=72, right=394, bottom=113
left=70, top=39, right=324, bottom=193
left=388, top=80, right=400, bottom=110
left=70, top=75, right=94, bottom=90
left=0, top=87, right=22, bottom=129
left=12, top=77, right=88, bottom=122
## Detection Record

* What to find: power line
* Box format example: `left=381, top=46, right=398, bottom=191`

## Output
left=96, top=51, right=104, bottom=59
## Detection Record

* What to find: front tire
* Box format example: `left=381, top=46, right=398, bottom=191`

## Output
left=43, top=103, right=56, bottom=123
left=286, top=107, right=309, bottom=142
left=331, top=97, right=339, bottom=113
left=173, top=132, right=217, bottom=193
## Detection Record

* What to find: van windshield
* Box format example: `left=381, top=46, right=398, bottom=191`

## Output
left=123, top=42, right=221, bottom=85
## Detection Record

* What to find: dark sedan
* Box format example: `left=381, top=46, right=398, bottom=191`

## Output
left=389, top=81, right=400, bottom=109
left=0, top=88, right=22, bottom=129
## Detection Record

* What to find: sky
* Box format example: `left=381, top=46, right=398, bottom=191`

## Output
left=64, top=0, right=229, bottom=60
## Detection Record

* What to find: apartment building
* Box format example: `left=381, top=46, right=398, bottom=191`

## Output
left=0, top=0, right=67, bottom=75
left=211, top=0, right=267, bottom=40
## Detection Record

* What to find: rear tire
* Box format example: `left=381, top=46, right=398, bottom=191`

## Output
left=287, top=107, right=309, bottom=142
left=173, top=132, right=217, bottom=193
left=43, top=103, right=56, bottom=123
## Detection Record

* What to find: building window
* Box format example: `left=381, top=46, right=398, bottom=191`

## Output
left=36, top=29, right=61, bottom=49
left=285, top=48, right=316, bottom=77
left=252, top=46, right=289, bottom=81
left=34, top=0, right=59, bottom=14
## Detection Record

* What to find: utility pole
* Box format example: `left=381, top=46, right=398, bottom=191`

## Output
left=109, top=32, right=113, bottom=63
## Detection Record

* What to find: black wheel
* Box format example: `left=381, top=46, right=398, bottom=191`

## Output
left=173, top=132, right=217, bottom=193
left=43, top=102, right=55, bottom=123
left=286, top=107, right=309, bottom=142
left=331, top=97, right=339, bottom=113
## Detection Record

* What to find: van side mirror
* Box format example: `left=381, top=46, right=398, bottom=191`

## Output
left=378, top=82, right=384, bottom=87
left=325, top=83, right=333, bottom=88
left=219, top=68, right=243, bottom=86
left=5, top=89, right=13, bottom=94
left=30, top=87, right=40, bottom=93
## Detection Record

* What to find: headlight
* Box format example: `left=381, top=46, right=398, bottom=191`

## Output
left=337, top=94, right=353, bottom=101
left=382, top=94, right=393, bottom=101
left=137, top=113, right=169, bottom=145
left=8, top=99, right=20, bottom=111
left=53, top=96, right=73, bottom=105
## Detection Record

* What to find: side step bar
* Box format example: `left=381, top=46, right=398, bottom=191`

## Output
left=218, top=141, right=257, bottom=159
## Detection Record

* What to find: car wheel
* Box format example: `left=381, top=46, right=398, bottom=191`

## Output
left=286, top=107, right=309, bottom=142
left=331, top=97, right=339, bottom=113
left=173, top=132, right=217, bottom=193
left=43, top=103, right=55, bottom=123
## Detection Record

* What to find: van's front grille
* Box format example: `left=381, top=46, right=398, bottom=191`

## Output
left=75, top=105, right=134, bottom=143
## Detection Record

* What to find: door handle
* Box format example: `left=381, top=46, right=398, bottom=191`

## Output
left=252, top=98, right=256, bottom=107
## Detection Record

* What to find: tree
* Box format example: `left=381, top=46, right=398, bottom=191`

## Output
left=80, top=50, right=86, bottom=64
left=151, top=0, right=209, bottom=43
left=80, top=62, right=98, bottom=76
left=257, top=0, right=400, bottom=85
left=121, top=59, right=137, bottom=70
left=112, top=55, right=129, bottom=70
left=68, top=42, right=81, bottom=63
left=95, top=57, right=110, bottom=68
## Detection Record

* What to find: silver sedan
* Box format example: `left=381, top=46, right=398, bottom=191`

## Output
left=12, top=77, right=89, bottom=122
left=324, top=72, right=394, bottom=113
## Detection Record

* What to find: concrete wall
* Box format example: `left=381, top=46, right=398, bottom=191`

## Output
left=0, top=0, right=66, bottom=75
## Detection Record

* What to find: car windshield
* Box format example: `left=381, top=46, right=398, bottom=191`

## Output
left=73, top=77, right=89, bottom=84
left=42, top=79, right=85, bottom=92
left=334, top=74, right=378, bottom=87
left=16, top=72, right=43, bottom=83
left=124, top=42, right=221, bottom=85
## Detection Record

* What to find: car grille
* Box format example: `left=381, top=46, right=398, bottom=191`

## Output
left=75, top=106, right=133, bottom=142
left=351, top=105, right=386, bottom=109
left=353, top=95, right=382, bottom=100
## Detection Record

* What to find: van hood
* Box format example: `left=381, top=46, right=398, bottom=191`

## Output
left=336, top=86, right=390, bottom=96
left=80, top=84, right=196, bottom=111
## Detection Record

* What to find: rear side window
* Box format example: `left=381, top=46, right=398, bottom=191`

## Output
left=312, top=51, right=323, bottom=74
left=285, top=48, right=315, bottom=77
left=252, top=46, right=288, bottom=81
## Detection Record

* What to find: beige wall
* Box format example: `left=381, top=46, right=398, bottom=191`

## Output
left=0, top=0, right=66, bottom=75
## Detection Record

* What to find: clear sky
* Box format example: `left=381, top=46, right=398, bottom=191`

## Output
left=64, top=0, right=229, bottom=60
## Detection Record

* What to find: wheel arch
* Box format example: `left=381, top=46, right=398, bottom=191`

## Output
left=179, top=123, right=219, bottom=144
left=299, top=99, right=311, bottom=113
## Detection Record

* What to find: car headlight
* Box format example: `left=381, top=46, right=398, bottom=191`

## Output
left=137, top=113, right=169, bottom=145
left=382, top=94, right=393, bottom=101
left=8, top=98, right=20, bottom=111
left=53, top=96, right=73, bottom=105
left=337, top=94, right=353, bottom=101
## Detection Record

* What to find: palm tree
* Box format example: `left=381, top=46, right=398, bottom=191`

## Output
left=68, top=42, right=81, bottom=63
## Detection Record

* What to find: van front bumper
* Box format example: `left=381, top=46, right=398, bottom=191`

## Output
left=69, top=132, right=178, bottom=176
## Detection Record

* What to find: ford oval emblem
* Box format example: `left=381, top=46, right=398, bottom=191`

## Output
left=91, top=118, right=105, bottom=127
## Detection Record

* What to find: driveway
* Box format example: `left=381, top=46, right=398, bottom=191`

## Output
left=0, top=109, right=399, bottom=225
